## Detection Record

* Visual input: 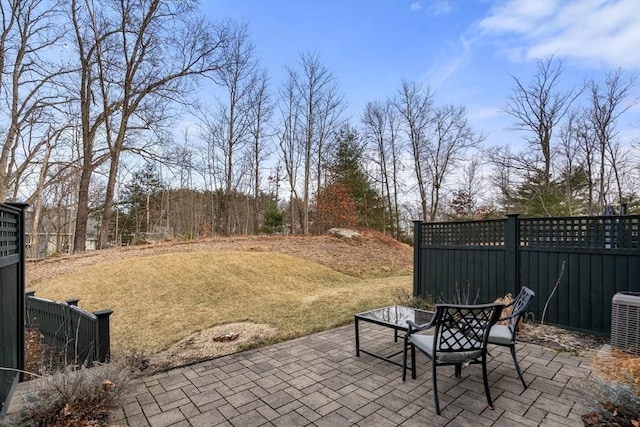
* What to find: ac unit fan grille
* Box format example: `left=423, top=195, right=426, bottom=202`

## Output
left=611, top=292, right=640, bottom=356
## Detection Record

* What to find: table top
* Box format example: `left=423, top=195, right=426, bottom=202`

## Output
left=355, top=305, right=433, bottom=330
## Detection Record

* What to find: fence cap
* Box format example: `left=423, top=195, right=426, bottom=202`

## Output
left=93, top=309, right=113, bottom=317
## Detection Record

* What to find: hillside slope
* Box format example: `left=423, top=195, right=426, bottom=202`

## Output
left=27, top=230, right=413, bottom=287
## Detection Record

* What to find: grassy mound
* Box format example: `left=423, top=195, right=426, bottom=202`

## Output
left=31, top=250, right=411, bottom=355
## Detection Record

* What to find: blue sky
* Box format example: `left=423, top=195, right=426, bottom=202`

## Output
left=203, top=0, right=640, bottom=148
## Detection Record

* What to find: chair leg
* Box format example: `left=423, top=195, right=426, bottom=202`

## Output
left=510, top=344, right=527, bottom=389
left=402, top=339, right=408, bottom=382
left=432, top=362, right=440, bottom=415
left=411, top=344, right=417, bottom=379
left=481, top=356, right=494, bottom=410
left=454, top=363, right=461, bottom=378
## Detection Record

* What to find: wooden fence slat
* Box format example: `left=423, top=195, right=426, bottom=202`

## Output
left=25, top=294, right=110, bottom=367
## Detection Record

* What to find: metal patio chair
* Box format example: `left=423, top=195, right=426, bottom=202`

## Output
left=488, top=286, right=535, bottom=389
left=402, top=302, right=504, bottom=415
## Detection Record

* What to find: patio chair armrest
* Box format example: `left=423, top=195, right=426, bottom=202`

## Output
left=406, top=319, right=436, bottom=334
left=498, top=306, right=527, bottom=322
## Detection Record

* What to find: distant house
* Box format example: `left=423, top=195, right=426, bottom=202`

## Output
left=24, top=207, right=98, bottom=258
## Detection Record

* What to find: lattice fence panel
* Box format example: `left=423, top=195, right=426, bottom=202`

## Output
left=420, top=219, right=506, bottom=246
left=521, top=216, right=639, bottom=249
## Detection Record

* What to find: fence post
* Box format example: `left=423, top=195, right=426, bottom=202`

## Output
left=94, top=309, right=113, bottom=362
left=413, top=220, right=423, bottom=298
left=8, top=202, right=27, bottom=381
left=25, top=291, right=35, bottom=328
left=66, top=298, right=80, bottom=361
left=505, top=214, right=520, bottom=291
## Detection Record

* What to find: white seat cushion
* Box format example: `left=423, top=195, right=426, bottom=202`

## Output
left=488, top=324, right=514, bottom=345
left=409, top=332, right=483, bottom=363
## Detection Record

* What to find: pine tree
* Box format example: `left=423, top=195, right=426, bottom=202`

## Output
left=314, top=124, right=385, bottom=232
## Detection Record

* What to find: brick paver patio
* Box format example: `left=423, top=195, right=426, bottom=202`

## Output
left=109, top=322, right=593, bottom=426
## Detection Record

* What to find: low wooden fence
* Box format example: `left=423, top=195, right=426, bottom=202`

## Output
left=25, top=292, right=112, bottom=366
left=413, top=213, right=640, bottom=335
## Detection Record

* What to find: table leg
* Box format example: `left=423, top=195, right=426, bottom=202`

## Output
left=355, top=317, right=360, bottom=357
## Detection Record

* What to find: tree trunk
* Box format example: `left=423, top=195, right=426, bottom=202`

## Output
left=73, top=164, right=92, bottom=252
left=29, top=142, right=52, bottom=258
left=98, top=150, right=121, bottom=249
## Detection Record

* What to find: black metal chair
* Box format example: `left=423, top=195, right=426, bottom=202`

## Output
left=488, top=286, right=535, bottom=389
left=402, top=303, right=504, bottom=415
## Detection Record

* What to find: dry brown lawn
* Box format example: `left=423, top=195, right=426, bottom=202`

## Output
left=27, top=232, right=413, bottom=366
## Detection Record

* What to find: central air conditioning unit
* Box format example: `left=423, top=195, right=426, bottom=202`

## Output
left=611, top=291, right=640, bottom=356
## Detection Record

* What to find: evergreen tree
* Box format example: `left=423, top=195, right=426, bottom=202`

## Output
left=315, top=124, right=386, bottom=231
left=121, top=163, right=164, bottom=234
left=261, top=200, right=285, bottom=234
left=507, top=168, right=590, bottom=217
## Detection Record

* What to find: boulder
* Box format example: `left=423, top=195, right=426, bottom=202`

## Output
left=328, top=228, right=361, bottom=239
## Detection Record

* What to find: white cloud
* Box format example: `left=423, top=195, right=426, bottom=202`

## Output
left=427, top=0, right=454, bottom=16
left=411, top=0, right=453, bottom=15
left=479, top=1, right=557, bottom=34
left=479, top=0, right=640, bottom=70
left=410, top=1, right=423, bottom=11
left=427, top=35, right=472, bottom=88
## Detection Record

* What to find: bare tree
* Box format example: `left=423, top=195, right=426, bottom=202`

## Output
left=246, top=68, right=274, bottom=234
left=211, top=21, right=257, bottom=236
left=393, top=80, right=434, bottom=221
left=291, top=52, right=345, bottom=234
left=361, top=99, right=403, bottom=238
left=277, top=67, right=303, bottom=234
left=487, top=145, right=517, bottom=213
left=426, top=104, right=483, bottom=220
left=0, top=0, right=68, bottom=201
left=362, top=101, right=390, bottom=233
left=586, top=69, right=637, bottom=209
left=504, top=55, right=581, bottom=187
left=568, top=113, right=599, bottom=214
left=67, top=0, right=229, bottom=251
left=386, top=104, right=403, bottom=238
left=447, top=159, right=486, bottom=219
left=556, top=112, right=586, bottom=215
left=195, top=110, right=224, bottom=234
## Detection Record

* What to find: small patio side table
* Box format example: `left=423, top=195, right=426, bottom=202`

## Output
left=354, top=305, right=433, bottom=367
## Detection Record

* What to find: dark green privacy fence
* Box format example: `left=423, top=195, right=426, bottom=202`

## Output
left=0, top=203, right=26, bottom=417
left=25, top=292, right=112, bottom=367
left=413, top=214, right=640, bottom=335
left=0, top=201, right=111, bottom=418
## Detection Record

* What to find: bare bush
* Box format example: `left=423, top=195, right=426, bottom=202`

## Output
left=2, top=361, right=133, bottom=427
left=582, top=347, right=640, bottom=425
left=392, top=288, right=434, bottom=311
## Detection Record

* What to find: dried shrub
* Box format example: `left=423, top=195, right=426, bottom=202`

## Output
left=582, top=348, right=640, bottom=426
left=1, top=360, right=133, bottom=427
left=356, top=228, right=408, bottom=248
left=438, top=283, right=479, bottom=305
left=392, top=288, right=434, bottom=311
left=493, top=293, right=514, bottom=325
left=23, top=326, right=67, bottom=379
left=592, top=348, right=640, bottom=396
left=24, top=327, right=44, bottom=380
